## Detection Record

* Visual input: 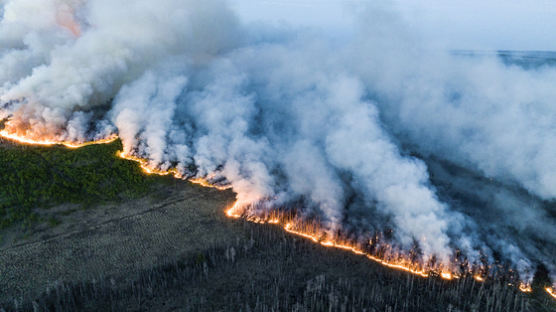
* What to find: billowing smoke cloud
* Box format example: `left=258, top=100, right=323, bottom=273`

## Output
left=1, top=0, right=554, bottom=280
left=0, top=0, right=240, bottom=140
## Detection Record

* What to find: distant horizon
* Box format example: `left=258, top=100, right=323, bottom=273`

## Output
left=453, top=49, right=556, bottom=54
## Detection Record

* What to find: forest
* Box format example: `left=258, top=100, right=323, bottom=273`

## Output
left=0, top=139, right=164, bottom=229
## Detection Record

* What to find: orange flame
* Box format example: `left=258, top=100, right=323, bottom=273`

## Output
left=0, top=129, right=117, bottom=148
left=115, top=151, right=183, bottom=178
left=283, top=222, right=432, bottom=278
left=284, top=223, right=434, bottom=277
left=366, top=254, right=430, bottom=278
left=225, top=200, right=456, bottom=280
left=546, top=287, right=556, bottom=299
left=190, top=177, right=232, bottom=191
left=225, top=201, right=243, bottom=219
left=440, top=272, right=453, bottom=280
left=519, top=283, right=532, bottom=293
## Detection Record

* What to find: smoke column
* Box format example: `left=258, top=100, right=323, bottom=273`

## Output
left=0, top=0, right=554, bottom=282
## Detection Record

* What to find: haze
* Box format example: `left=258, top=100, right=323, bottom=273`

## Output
left=230, top=0, right=556, bottom=51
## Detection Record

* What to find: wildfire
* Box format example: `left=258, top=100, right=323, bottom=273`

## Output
left=190, top=178, right=232, bottom=191
left=225, top=202, right=281, bottom=225
left=283, top=222, right=433, bottom=278
left=440, top=272, right=453, bottom=280
left=1, top=129, right=555, bottom=300
left=519, top=283, right=532, bottom=293
left=518, top=283, right=556, bottom=299
left=115, top=151, right=183, bottom=178
left=116, top=152, right=234, bottom=190
left=0, top=130, right=118, bottom=148
left=227, top=202, right=456, bottom=281
left=546, top=287, right=556, bottom=299
left=225, top=202, right=243, bottom=219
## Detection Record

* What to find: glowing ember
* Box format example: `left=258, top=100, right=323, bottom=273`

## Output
left=473, top=275, right=485, bottom=282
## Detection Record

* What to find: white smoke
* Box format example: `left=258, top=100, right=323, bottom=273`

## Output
left=0, top=0, right=555, bottom=278
left=0, top=0, right=240, bottom=139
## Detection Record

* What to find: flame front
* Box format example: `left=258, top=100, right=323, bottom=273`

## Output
left=115, top=151, right=183, bottom=178
left=190, top=177, right=232, bottom=191
left=546, top=287, right=556, bottom=299
left=0, top=130, right=118, bottom=148
left=0, top=129, right=555, bottom=300
left=283, top=221, right=434, bottom=279
left=226, top=201, right=434, bottom=279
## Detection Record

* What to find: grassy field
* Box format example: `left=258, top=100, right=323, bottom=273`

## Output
left=0, top=139, right=554, bottom=311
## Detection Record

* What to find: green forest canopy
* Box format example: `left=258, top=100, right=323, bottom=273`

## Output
left=0, top=139, right=163, bottom=229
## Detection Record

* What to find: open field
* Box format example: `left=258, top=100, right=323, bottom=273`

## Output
left=0, top=141, right=555, bottom=311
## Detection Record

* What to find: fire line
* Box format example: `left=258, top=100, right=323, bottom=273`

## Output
left=0, top=130, right=554, bottom=299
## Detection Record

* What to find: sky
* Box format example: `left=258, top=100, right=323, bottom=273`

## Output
left=230, top=0, right=556, bottom=51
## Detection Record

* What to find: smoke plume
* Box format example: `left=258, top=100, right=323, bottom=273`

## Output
left=1, top=0, right=554, bottom=282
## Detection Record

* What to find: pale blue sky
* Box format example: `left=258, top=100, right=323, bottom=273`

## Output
left=229, top=0, right=556, bottom=51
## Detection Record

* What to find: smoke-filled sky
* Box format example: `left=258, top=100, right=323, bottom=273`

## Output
left=0, top=0, right=555, bottom=283
left=231, top=0, right=556, bottom=50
